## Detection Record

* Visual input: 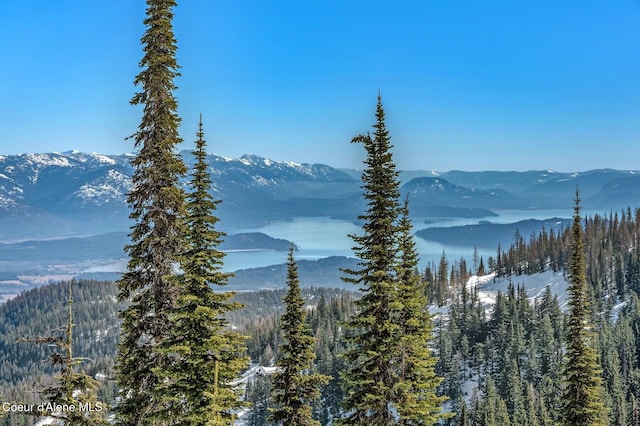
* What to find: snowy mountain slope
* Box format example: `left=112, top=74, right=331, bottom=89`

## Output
left=429, top=271, right=570, bottom=321
left=0, top=151, right=361, bottom=239
left=469, top=270, right=570, bottom=310
left=472, top=270, right=628, bottom=320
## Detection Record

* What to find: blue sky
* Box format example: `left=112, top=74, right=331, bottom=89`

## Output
left=1, top=1, right=640, bottom=171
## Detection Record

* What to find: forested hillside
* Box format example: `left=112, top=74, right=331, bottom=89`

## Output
left=239, top=206, right=640, bottom=425
left=0, top=283, right=352, bottom=425
left=432, top=206, right=640, bottom=425
left=0, top=280, right=122, bottom=425
left=1, top=203, right=640, bottom=424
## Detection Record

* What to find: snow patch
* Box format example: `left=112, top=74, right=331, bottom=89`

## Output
left=87, top=152, right=116, bottom=165
left=252, top=176, right=270, bottom=185
left=25, top=153, right=72, bottom=167
left=432, top=179, right=445, bottom=191
left=75, top=170, right=131, bottom=203
left=468, top=270, right=570, bottom=310
left=611, top=300, right=628, bottom=321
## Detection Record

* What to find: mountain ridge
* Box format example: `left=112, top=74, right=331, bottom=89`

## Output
left=1, top=149, right=639, bottom=245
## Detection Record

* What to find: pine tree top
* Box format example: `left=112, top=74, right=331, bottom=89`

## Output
left=270, top=247, right=329, bottom=425
left=562, top=187, right=608, bottom=426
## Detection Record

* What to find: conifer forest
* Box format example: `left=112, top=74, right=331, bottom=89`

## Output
left=1, top=1, right=640, bottom=425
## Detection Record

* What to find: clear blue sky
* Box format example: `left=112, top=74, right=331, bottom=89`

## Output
left=1, top=1, right=640, bottom=171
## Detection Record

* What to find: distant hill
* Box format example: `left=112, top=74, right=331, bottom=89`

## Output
left=439, top=169, right=640, bottom=210
left=586, top=175, right=640, bottom=211
left=0, top=231, right=295, bottom=263
left=400, top=177, right=523, bottom=211
left=415, top=217, right=573, bottom=249
left=0, top=231, right=297, bottom=293
left=229, top=256, right=359, bottom=290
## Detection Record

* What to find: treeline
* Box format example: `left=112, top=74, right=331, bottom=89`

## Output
left=422, top=207, right=640, bottom=310
left=496, top=207, right=640, bottom=305
left=500, top=207, right=640, bottom=284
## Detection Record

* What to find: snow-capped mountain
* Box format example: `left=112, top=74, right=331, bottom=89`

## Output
left=1, top=150, right=639, bottom=242
left=0, top=150, right=363, bottom=240
left=0, top=151, right=133, bottom=209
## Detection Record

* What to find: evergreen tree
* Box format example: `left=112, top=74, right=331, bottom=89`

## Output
left=157, top=117, right=248, bottom=425
left=394, top=197, right=449, bottom=424
left=561, top=189, right=608, bottom=426
left=475, top=376, right=510, bottom=426
left=339, top=95, right=448, bottom=424
left=17, top=281, right=108, bottom=425
left=503, top=358, right=526, bottom=425
left=114, top=0, right=188, bottom=423
left=457, top=399, right=471, bottom=426
left=245, top=375, right=272, bottom=426
left=338, top=95, right=404, bottom=424
left=269, top=247, right=330, bottom=425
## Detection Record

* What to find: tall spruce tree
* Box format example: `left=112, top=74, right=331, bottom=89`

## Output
left=561, top=188, right=608, bottom=426
left=339, top=95, right=447, bottom=424
left=269, top=247, right=330, bottom=425
left=157, top=116, right=248, bottom=425
left=338, top=94, right=404, bottom=425
left=114, top=0, right=188, bottom=423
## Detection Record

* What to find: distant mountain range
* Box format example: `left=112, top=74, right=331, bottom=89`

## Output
left=2, top=150, right=638, bottom=241
left=1, top=150, right=640, bottom=294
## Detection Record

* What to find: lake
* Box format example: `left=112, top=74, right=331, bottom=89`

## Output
left=222, top=208, right=597, bottom=272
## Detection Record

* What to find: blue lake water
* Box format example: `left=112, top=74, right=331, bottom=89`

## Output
left=222, top=208, right=598, bottom=272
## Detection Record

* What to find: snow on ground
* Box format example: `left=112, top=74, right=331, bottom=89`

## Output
left=439, top=270, right=571, bottom=409
left=469, top=270, right=570, bottom=310
left=611, top=300, right=629, bottom=321
left=232, top=363, right=282, bottom=425
left=428, top=271, right=569, bottom=318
